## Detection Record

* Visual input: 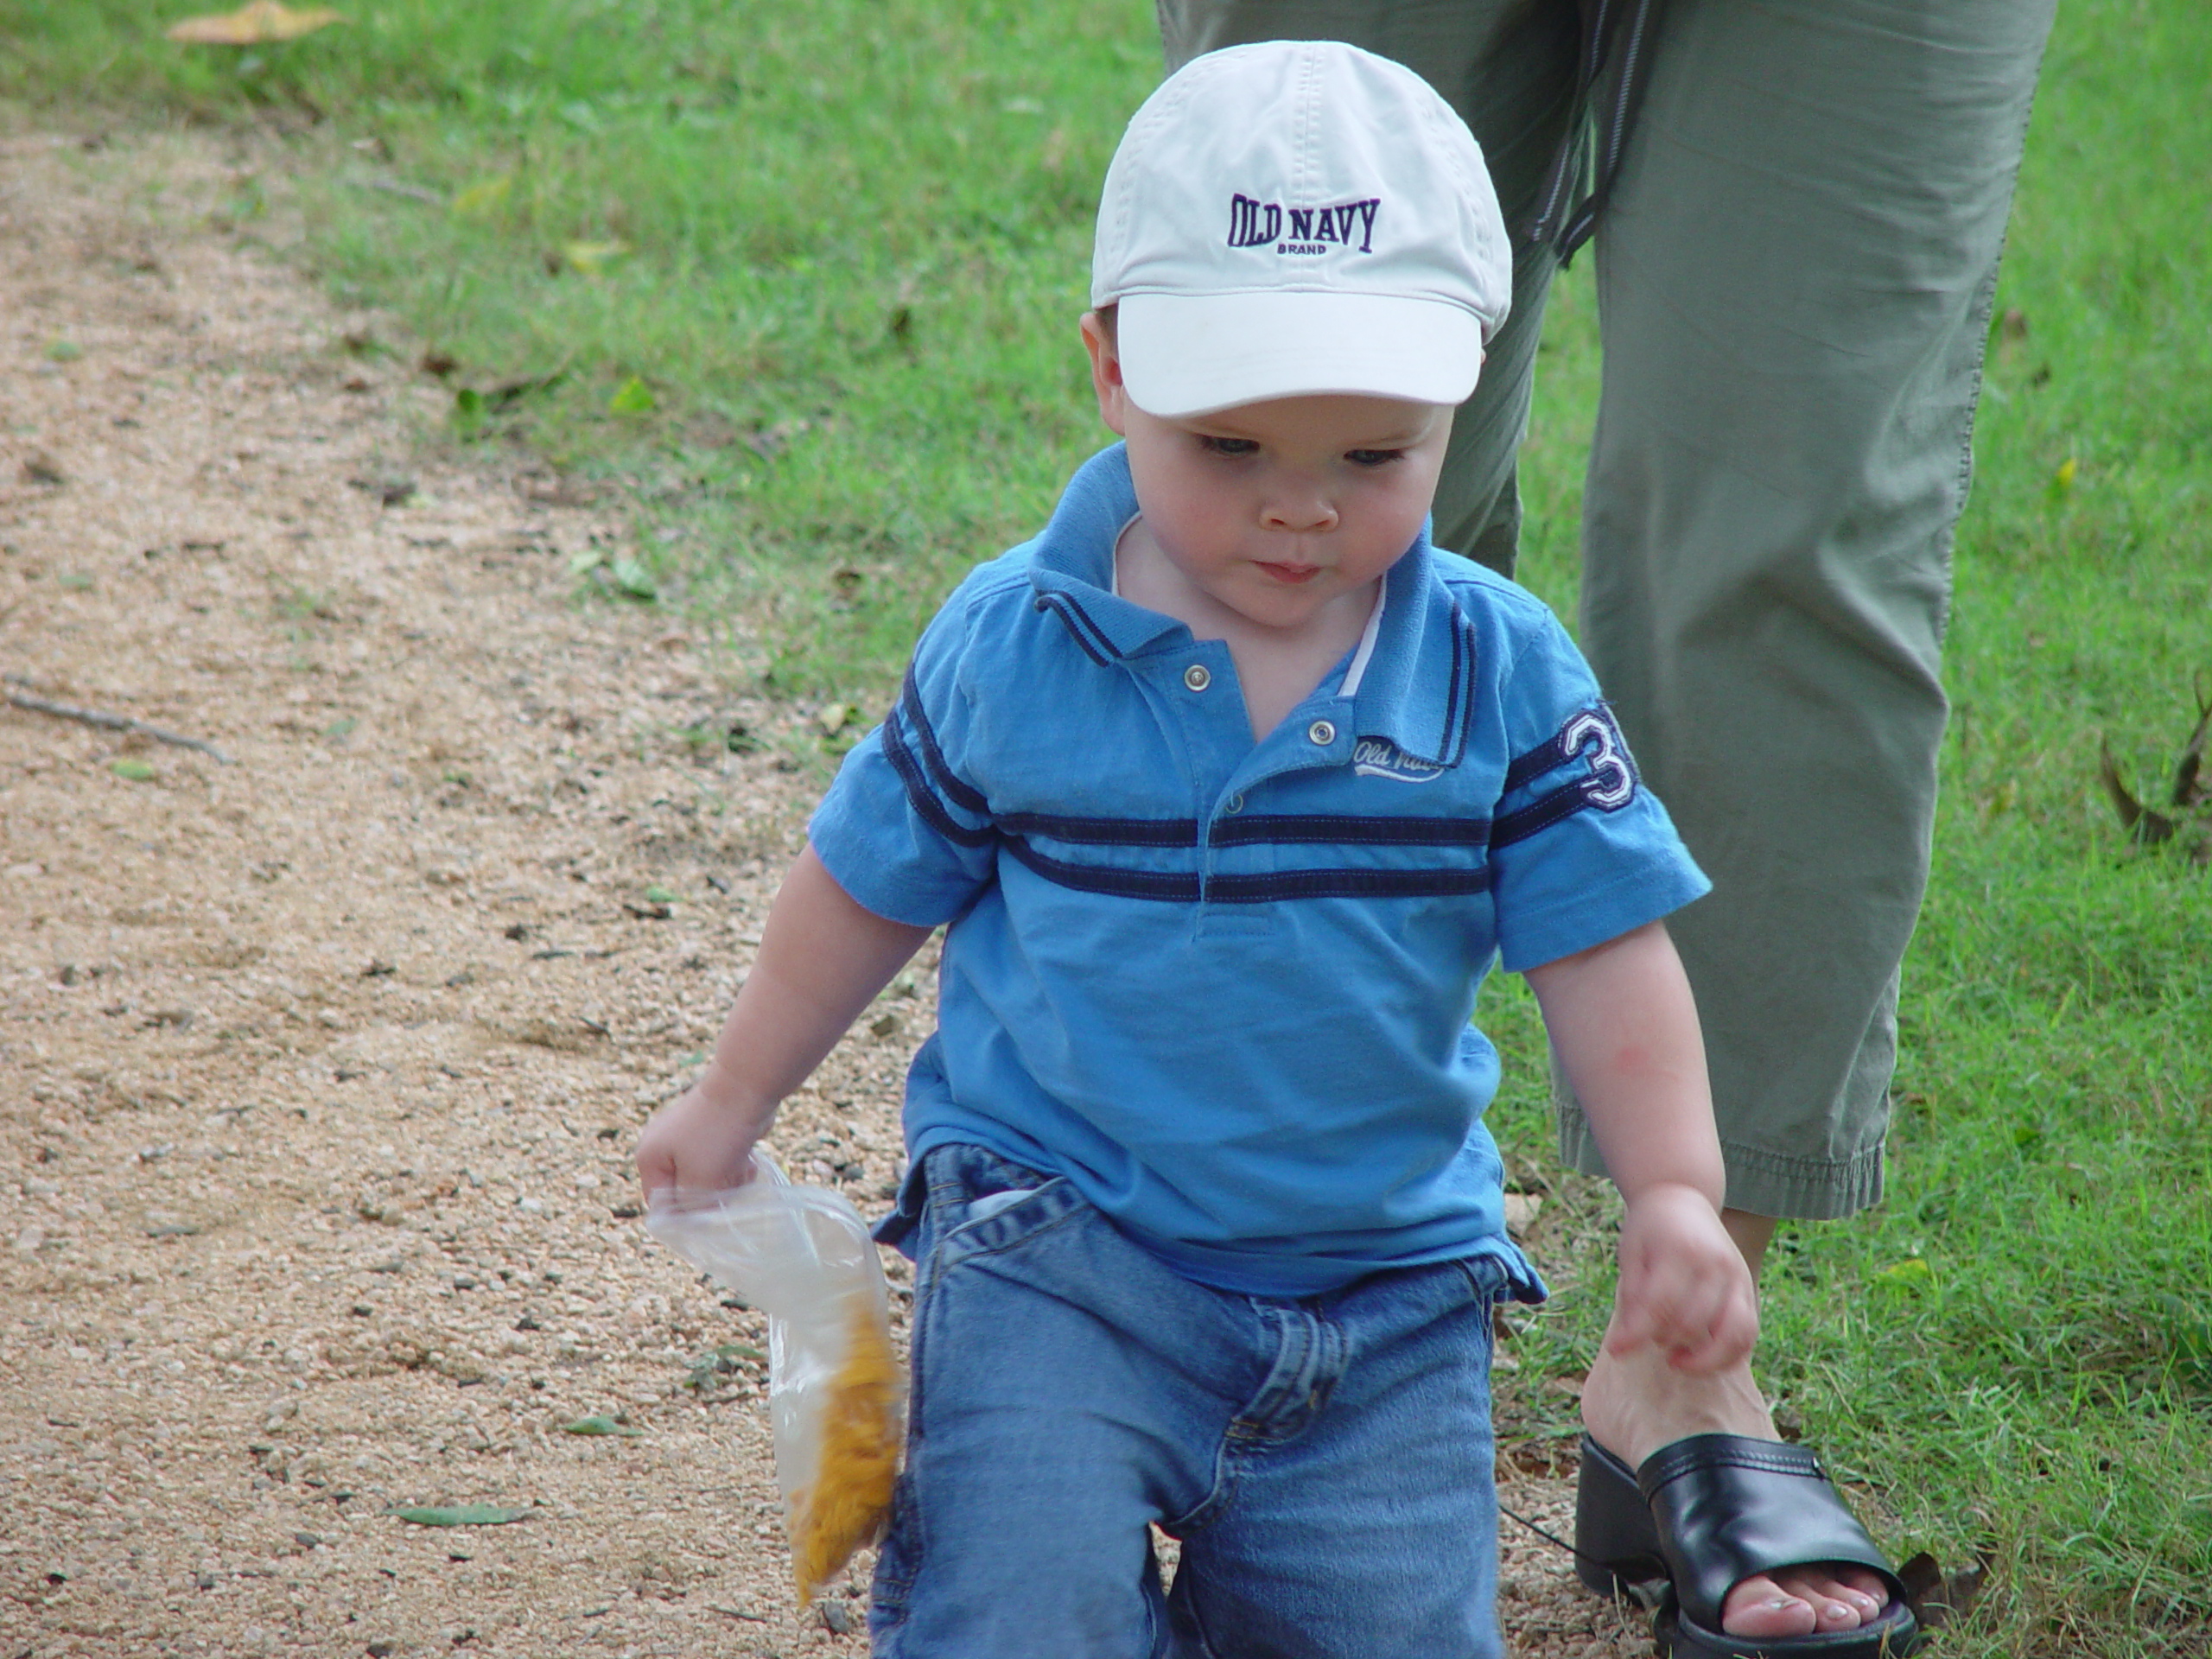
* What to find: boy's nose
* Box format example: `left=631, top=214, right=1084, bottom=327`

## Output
left=1260, top=490, right=1338, bottom=533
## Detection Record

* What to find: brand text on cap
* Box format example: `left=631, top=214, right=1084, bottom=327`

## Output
left=1226, top=193, right=1382, bottom=257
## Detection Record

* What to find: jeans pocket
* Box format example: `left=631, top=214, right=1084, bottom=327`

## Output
left=1452, top=1255, right=1513, bottom=1361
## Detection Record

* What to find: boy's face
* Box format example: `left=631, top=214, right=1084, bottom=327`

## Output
left=1083, top=312, right=1452, bottom=633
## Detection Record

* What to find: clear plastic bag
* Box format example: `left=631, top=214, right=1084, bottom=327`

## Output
left=646, top=1154, right=904, bottom=1604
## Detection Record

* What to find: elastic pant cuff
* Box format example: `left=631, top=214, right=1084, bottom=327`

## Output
left=1555, top=1116, right=1886, bottom=1222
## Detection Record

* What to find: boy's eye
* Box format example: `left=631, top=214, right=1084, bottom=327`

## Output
left=1345, top=448, right=1407, bottom=467
left=1198, top=435, right=1259, bottom=457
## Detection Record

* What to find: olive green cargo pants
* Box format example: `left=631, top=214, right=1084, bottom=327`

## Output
left=1160, top=0, right=2056, bottom=1218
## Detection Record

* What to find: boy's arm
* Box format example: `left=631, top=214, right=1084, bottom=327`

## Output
left=1522, top=920, right=1758, bottom=1373
left=635, top=845, right=933, bottom=1196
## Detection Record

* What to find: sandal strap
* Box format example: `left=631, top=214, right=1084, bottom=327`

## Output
left=1635, top=1433, right=1904, bottom=1631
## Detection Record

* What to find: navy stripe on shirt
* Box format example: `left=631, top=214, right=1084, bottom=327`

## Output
left=899, top=667, right=991, bottom=817
left=1489, top=782, right=1595, bottom=851
left=882, top=704, right=995, bottom=849
left=1001, top=813, right=1490, bottom=849
left=891, top=635, right=1501, bottom=899
left=1033, top=594, right=1118, bottom=665
left=1207, top=865, right=1491, bottom=902
left=1000, top=811, right=1199, bottom=847
left=1211, top=813, right=1490, bottom=848
left=1002, top=836, right=1489, bottom=904
left=1491, top=704, right=1640, bottom=850
left=1001, top=836, right=1199, bottom=900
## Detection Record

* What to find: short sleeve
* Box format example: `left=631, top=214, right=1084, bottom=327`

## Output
left=806, top=599, right=1000, bottom=928
left=1486, top=612, right=1709, bottom=972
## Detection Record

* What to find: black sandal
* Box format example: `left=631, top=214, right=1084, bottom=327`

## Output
left=1576, top=1433, right=1921, bottom=1658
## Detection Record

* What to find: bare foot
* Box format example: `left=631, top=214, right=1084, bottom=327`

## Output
left=1581, top=1339, right=1892, bottom=1637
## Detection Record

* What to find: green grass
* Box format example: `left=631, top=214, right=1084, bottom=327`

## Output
left=7, top=1, right=2209, bottom=1651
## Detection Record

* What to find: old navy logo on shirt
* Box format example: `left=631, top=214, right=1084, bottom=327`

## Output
left=1352, top=737, right=1444, bottom=784
left=1227, top=192, right=1380, bottom=257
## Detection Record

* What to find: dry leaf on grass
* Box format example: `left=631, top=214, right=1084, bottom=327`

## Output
left=165, top=2, right=346, bottom=45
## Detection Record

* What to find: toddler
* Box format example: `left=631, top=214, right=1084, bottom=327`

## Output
left=640, top=41, right=1755, bottom=1658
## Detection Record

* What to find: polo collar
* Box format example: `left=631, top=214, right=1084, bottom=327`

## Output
left=1027, top=444, right=1478, bottom=768
left=1027, top=446, right=1189, bottom=658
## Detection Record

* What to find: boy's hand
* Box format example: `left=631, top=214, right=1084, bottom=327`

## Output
left=1603, top=1182, right=1759, bottom=1374
left=634, top=1067, right=773, bottom=1199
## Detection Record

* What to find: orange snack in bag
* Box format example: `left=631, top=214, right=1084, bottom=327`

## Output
left=788, top=1305, right=902, bottom=1603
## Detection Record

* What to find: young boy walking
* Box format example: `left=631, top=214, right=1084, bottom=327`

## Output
left=640, top=41, right=1761, bottom=1657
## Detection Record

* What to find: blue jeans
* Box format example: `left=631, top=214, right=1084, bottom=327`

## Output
left=869, top=1144, right=1513, bottom=1658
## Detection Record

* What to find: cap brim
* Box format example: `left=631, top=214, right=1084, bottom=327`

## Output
left=1116, top=289, right=1484, bottom=419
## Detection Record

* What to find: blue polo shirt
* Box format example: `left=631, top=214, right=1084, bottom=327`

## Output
left=810, top=445, right=1708, bottom=1298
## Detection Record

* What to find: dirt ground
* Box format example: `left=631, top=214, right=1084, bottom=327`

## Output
left=0, top=129, right=1649, bottom=1658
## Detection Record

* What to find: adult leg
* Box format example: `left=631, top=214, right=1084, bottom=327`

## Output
left=1566, top=0, right=2056, bottom=1635
left=1156, top=0, right=1582, bottom=573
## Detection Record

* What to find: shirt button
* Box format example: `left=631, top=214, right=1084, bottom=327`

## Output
left=1183, top=664, right=1211, bottom=692
left=1307, top=719, right=1336, bottom=747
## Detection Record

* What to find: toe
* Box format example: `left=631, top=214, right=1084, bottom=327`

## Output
left=1720, top=1564, right=1901, bottom=1637
left=1719, top=1573, right=1819, bottom=1639
left=1813, top=1593, right=1865, bottom=1630
left=1808, top=1567, right=1889, bottom=1624
left=1766, top=1566, right=1889, bottom=1630
left=1836, top=1566, right=1891, bottom=1612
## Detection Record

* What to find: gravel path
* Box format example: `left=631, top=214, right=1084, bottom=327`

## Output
left=0, top=128, right=1648, bottom=1659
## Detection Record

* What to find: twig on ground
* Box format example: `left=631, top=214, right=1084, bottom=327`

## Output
left=3, top=673, right=234, bottom=764
left=345, top=175, right=445, bottom=207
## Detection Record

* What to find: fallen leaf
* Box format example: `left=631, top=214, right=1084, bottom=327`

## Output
left=608, top=557, right=657, bottom=601
left=818, top=702, right=852, bottom=737
left=608, top=376, right=656, bottom=416
left=561, top=1415, right=643, bottom=1438
left=166, top=1, right=346, bottom=44
left=642, top=886, right=679, bottom=905
left=111, top=759, right=157, bottom=782
left=2099, top=738, right=2177, bottom=846
left=2172, top=680, right=2209, bottom=807
left=563, top=240, right=630, bottom=276
left=449, top=175, right=513, bottom=220
left=348, top=474, right=416, bottom=506
left=1898, top=1545, right=1993, bottom=1630
left=382, top=1505, right=534, bottom=1528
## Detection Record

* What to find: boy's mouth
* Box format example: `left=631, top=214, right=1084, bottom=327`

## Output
left=1255, top=560, right=1323, bottom=584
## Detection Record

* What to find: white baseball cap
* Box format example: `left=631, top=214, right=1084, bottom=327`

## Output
left=1091, top=40, right=1511, bottom=420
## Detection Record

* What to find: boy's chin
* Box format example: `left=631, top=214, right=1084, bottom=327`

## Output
left=1214, top=575, right=1351, bottom=628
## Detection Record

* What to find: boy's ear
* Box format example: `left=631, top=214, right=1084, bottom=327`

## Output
left=1080, top=310, right=1130, bottom=438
